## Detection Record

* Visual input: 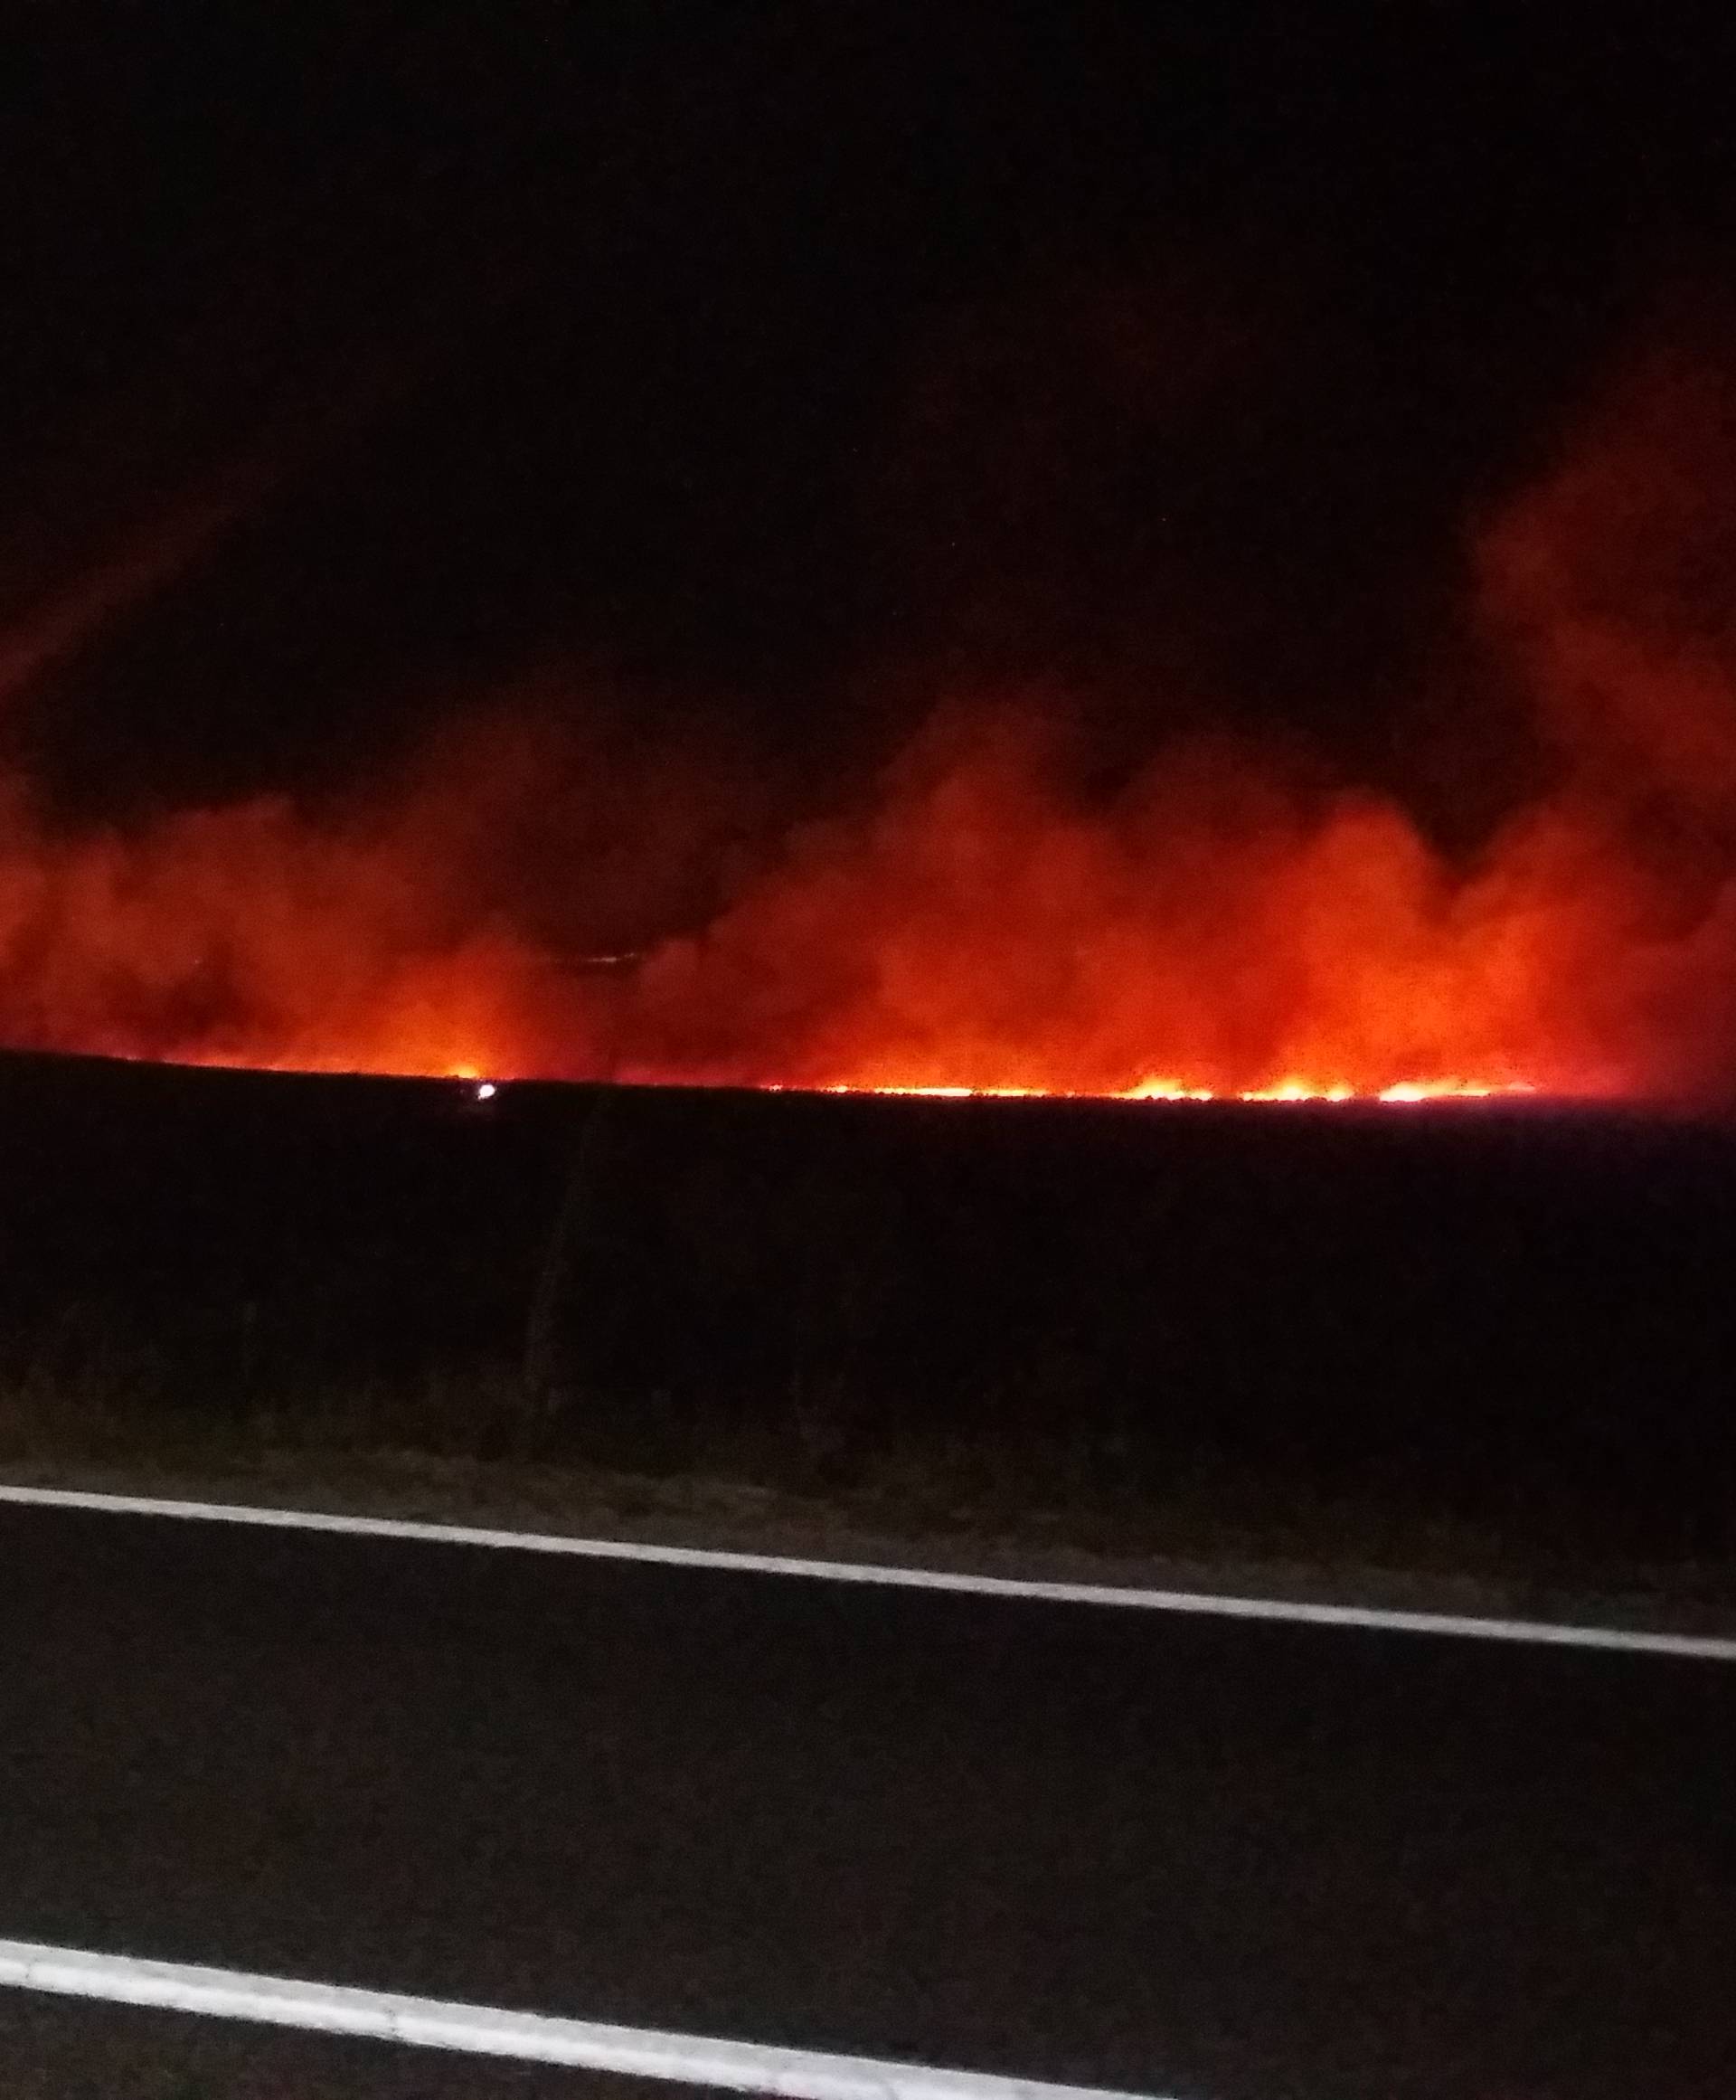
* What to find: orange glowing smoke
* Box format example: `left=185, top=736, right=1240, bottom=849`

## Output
left=624, top=717, right=1657, bottom=1101
left=4, top=342, right=1736, bottom=1104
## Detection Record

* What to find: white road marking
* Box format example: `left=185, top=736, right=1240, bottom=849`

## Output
left=0, top=1480, right=1731, bottom=1660
left=0, top=1937, right=1165, bottom=2100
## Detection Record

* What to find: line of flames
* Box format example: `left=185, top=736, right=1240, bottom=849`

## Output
left=782, top=1078, right=1543, bottom=1104
left=104, top=1045, right=1557, bottom=1102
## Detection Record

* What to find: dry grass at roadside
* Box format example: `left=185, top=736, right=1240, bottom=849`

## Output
left=1, top=1374, right=1731, bottom=1636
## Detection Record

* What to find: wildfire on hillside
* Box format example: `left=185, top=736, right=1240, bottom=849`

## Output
left=3, top=344, right=1736, bottom=1108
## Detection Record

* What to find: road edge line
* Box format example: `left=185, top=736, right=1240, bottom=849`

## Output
left=0, top=1937, right=1165, bottom=2100
left=0, top=1480, right=1731, bottom=1660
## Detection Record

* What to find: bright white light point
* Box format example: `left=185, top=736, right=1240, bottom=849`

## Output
left=474, top=1081, right=497, bottom=1101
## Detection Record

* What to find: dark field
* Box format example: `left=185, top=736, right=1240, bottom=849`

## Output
left=0, top=1050, right=1731, bottom=1589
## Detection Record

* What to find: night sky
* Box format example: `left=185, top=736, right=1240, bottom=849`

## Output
left=7, top=5, right=1733, bottom=826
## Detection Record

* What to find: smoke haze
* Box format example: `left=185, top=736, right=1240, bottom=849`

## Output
left=3, top=331, right=1736, bottom=1101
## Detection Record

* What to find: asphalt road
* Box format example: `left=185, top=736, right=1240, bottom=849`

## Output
left=0, top=1500, right=1731, bottom=2100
